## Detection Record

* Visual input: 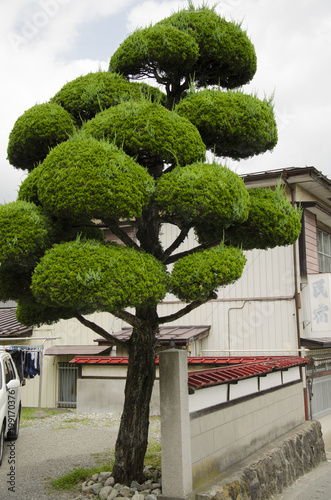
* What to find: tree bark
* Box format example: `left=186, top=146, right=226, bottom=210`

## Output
left=112, top=309, right=158, bottom=484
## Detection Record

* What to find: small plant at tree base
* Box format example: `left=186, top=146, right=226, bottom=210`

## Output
left=2, top=4, right=301, bottom=485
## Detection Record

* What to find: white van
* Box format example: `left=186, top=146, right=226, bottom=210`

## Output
left=0, top=351, right=21, bottom=466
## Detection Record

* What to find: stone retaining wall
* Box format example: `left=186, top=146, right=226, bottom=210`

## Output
left=195, top=420, right=326, bottom=500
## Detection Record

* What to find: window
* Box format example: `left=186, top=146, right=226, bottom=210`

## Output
left=4, top=359, right=14, bottom=384
left=317, top=229, right=331, bottom=273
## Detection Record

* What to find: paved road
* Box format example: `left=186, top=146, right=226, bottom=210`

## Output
left=272, top=451, right=331, bottom=500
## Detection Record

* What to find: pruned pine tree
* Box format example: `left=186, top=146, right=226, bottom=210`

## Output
left=2, top=5, right=301, bottom=484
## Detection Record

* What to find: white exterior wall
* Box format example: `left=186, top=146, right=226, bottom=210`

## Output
left=190, top=381, right=305, bottom=489
left=21, top=312, right=125, bottom=408
left=157, top=225, right=299, bottom=356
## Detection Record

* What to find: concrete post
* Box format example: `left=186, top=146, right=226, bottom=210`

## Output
left=159, top=348, right=192, bottom=499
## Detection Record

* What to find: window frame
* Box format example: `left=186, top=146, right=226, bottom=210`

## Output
left=317, top=228, right=331, bottom=273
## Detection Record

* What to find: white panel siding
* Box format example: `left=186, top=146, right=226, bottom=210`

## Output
left=159, top=224, right=297, bottom=356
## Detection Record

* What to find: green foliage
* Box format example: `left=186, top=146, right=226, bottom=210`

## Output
left=31, top=239, right=168, bottom=312
left=18, top=166, right=42, bottom=206
left=82, top=100, right=205, bottom=172
left=0, top=201, right=51, bottom=265
left=175, top=89, right=278, bottom=159
left=156, top=5, right=257, bottom=89
left=109, top=24, right=199, bottom=81
left=50, top=217, right=105, bottom=244
left=50, top=71, right=166, bottom=122
left=224, top=185, right=302, bottom=249
left=196, top=184, right=302, bottom=249
left=7, top=103, right=75, bottom=172
left=155, top=162, right=249, bottom=227
left=169, top=244, right=246, bottom=302
left=0, top=263, right=32, bottom=302
left=37, top=135, right=155, bottom=219
left=110, top=5, right=256, bottom=97
left=51, top=466, right=112, bottom=491
left=16, top=293, right=76, bottom=327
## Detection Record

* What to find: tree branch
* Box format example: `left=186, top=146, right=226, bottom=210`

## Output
left=158, top=292, right=217, bottom=324
left=161, top=226, right=190, bottom=262
left=104, top=219, right=141, bottom=251
left=164, top=239, right=221, bottom=264
left=112, top=309, right=144, bottom=329
left=74, top=312, right=127, bottom=347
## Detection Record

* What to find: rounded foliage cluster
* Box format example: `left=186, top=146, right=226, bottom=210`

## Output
left=0, top=201, right=51, bottom=265
left=223, top=185, right=302, bottom=249
left=169, top=244, right=246, bottom=302
left=50, top=71, right=166, bottom=123
left=37, top=135, right=154, bottom=220
left=109, top=24, right=199, bottom=81
left=155, top=162, right=249, bottom=227
left=156, top=5, right=257, bottom=88
left=16, top=298, right=76, bottom=327
left=7, top=103, right=75, bottom=171
left=109, top=5, right=256, bottom=91
left=176, top=89, right=278, bottom=159
left=31, top=239, right=169, bottom=311
left=82, top=100, right=205, bottom=172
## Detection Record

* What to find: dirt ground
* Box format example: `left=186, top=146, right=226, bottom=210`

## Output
left=0, top=410, right=160, bottom=500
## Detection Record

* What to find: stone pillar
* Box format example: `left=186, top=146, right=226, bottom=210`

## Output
left=159, top=348, right=192, bottom=499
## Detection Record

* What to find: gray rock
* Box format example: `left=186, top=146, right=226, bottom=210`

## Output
left=133, top=494, right=145, bottom=500
left=151, top=489, right=162, bottom=496
left=92, top=473, right=99, bottom=481
left=99, top=472, right=113, bottom=482
left=91, top=482, right=103, bottom=495
left=99, top=485, right=113, bottom=500
left=82, top=485, right=94, bottom=494
left=107, top=489, right=120, bottom=500
left=118, top=486, right=134, bottom=497
left=130, top=481, right=140, bottom=489
left=105, top=476, right=116, bottom=487
left=145, top=495, right=157, bottom=500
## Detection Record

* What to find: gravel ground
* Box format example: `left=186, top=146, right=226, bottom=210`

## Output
left=0, top=410, right=161, bottom=500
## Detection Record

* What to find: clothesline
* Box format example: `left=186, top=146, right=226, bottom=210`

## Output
left=0, top=336, right=61, bottom=409
left=1, top=345, right=43, bottom=352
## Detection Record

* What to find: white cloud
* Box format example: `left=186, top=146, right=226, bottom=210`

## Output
left=1, top=0, right=136, bottom=203
left=1, top=0, right=331, bottom=203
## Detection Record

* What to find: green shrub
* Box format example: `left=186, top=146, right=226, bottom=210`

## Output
left=170, top=244, right=246, bottom=301
left=7, top=103, right=75, bottom=171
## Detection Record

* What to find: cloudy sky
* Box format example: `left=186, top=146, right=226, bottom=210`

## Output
left=1, top=0, right=330, bottom=203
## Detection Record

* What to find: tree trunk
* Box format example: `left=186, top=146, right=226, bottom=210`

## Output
left=112, top=311, right=158, bottom=484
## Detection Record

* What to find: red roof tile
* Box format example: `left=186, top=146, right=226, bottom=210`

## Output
left=70, top=355, right=308, bottom=387
left=187, top=356, right=308, bottom=389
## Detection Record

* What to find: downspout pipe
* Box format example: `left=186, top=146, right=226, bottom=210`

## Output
left=282, top=175, right=302, bottom=355
left=282, top=175, right=309, bottom=418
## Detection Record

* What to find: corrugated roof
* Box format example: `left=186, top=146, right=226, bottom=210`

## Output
left=0, top=308, right=33, bottom=337
left=44, top=345, right=112, bottom=356
left=187, top=356, right=308, bottom=389
left=69, top=355, right=308, bottom=388
left=110, top=326, right=210, bottom=345
left=301, top=337, right=331, bottom=349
